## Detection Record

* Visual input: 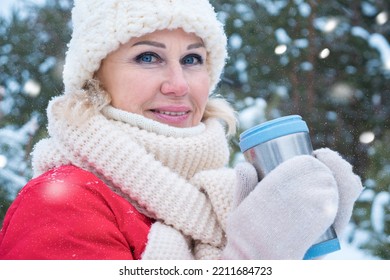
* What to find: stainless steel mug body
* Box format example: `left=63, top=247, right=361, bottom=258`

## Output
left=244, top=132, right=313, bottom=180
left=239, top=115, right=340, bottom=259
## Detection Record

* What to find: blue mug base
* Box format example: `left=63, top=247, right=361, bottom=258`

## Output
left=303, top=238, right=341, bottom=260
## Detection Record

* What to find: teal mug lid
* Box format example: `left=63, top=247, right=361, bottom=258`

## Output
left=239, top=115, right=309, bottom=153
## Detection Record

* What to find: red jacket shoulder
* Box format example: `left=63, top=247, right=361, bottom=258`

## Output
left=0, top=165, right=152, bottom=260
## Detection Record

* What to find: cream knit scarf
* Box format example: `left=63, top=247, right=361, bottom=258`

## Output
left=32, top=95, right=236, bottom=259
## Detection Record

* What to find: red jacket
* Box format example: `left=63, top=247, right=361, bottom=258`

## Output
left=0, top=165, right=153, bottom=260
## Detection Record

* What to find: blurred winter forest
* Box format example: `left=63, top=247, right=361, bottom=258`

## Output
left=0, top=0, right=389, bottom=259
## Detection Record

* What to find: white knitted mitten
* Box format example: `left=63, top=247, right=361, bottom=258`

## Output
left=231, top=162, right=258, bottom=208
left=222, top=155, right=339, bottom=259
left=313, top=148, right=363, bottom=236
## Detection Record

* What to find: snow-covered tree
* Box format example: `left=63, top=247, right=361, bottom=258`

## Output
left=0, top=0, right=72, bottom=224
left=0, top=115, right=39, bottom=217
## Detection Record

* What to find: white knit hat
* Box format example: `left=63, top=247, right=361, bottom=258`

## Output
left=63, top=0, right=228, bottom=95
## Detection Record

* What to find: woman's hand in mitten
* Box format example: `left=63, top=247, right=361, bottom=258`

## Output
left=313, top=148, right=363, bottom=236
left=222, top=155, right=339, bottom=260
left=231, top=161, right=258, bottom=208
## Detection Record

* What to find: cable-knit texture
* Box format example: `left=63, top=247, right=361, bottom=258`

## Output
left=32, top=95, right=236, bottom=259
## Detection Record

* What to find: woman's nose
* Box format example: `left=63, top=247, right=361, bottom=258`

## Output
left=160, top=64, right=189, bottom=96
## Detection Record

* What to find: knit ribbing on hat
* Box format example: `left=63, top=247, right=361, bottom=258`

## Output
left=63, top=0, right=227, bottom=95
left=32, top=95, right=235, bottom=254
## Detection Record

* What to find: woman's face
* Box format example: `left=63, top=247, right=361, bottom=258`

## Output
left=96, top=28, right=210, bottom=128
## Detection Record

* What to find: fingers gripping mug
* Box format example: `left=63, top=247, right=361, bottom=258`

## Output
left=239, top=115, right=340, bottom=260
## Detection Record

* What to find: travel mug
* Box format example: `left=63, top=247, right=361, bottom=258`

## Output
left=239, top=115, right=340, bottom=259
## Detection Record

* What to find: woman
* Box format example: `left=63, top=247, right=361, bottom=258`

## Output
left=0, top=0, right=362, bottom=260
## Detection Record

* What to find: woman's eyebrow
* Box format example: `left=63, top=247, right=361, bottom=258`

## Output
left=132, top=41, right=166, bottom=48
left=131, top=41, right=205, bottom=50
left=187, top=42, right=205, bottom=50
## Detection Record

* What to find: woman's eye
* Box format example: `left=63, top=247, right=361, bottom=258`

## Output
left=135, top=52, right=161, bottom=64
left=182, top=54, right=203, bottom=65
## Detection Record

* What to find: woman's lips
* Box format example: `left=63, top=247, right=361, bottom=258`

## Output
left=152, top=110, right=188, bottom=116
left=150, top=106, right=191, bottom=126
